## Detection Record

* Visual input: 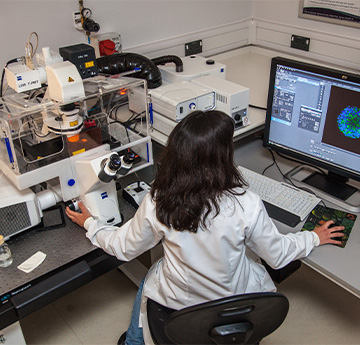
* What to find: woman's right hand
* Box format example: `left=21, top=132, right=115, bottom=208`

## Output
left=313, top=220, right=345, bottom=246
left=65, top=201, right=92, bottom=229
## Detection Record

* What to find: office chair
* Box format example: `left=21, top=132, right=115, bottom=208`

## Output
left=147, top=292, right=289, bottom=345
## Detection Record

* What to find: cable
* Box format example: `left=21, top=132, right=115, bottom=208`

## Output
left=249, top=104, right=267, bottom=111
left=275, top=151, right=327, bottom=177
left=108, top=111, right=146, bottom=143
left=0, top=69, right=5, bottom=98
left=257, top=137, right=330, bottom=207
left=262, top=160, right=276, bottom=175
left=265, top=148, right=323, bottom=199
left=25, top=32, right=39, bottom=69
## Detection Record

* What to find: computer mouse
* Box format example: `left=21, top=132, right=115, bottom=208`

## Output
left=329, top=221, right=345, bottom=244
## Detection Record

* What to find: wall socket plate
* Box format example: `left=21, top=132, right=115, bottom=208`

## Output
left=291, top=35, right=310, bottom=51
left=73, top=11, right=82, bottom=30
left=185, top=40, right=203, bottom=56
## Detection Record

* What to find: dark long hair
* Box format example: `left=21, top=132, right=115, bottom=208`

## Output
left=150, top=110, right=247, bottom=232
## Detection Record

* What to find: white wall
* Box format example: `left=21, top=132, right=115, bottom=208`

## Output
left=0, top=0, right=252, bottom=69
left=0, top=0, right=358, bottom=80
left=251, top=0, right=360, bottom=70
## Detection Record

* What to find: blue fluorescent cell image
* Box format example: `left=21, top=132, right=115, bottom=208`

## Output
left=337, top=106, right=360, bottom=139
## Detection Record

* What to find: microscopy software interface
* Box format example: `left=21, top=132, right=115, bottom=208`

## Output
left=268, top=63, right=360, bottom=175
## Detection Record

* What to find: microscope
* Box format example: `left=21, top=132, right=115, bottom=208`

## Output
left=71, top=151, right=136, bottom=225
left=0, top=45, right=153, bottom=239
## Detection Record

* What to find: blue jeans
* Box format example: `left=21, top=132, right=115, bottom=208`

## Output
left=125, top=278, right=145, bottom=345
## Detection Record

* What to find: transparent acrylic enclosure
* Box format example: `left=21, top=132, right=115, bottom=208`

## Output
left=0, top=76, right=151, bottom=177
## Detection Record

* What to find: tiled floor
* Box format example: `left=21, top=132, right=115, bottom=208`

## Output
left=20, top=264, right=360, bottom=345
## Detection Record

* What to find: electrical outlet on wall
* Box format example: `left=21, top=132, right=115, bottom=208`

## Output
left=185, top=40, right=203, bottom=56
left=291, top=35, right=310, bottom=51
left=90, top=32, right=122, bottom=58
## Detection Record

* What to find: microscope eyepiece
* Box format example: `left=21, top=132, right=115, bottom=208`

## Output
left=123, top=152, right=135, bottom=164
left=98, top=152, right=135, bottom=182
left=108, top=154, right=121, bottom=171
left=98, top=154, right=121, bottom=182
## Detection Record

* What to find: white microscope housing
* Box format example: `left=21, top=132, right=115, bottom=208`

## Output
left=75, top=151, right=135, bottom=225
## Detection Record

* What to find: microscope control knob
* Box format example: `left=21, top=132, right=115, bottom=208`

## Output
left=189, top=103, right=196, bottom=110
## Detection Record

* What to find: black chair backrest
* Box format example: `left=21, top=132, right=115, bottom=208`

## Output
left=147, top=292, right=289, bottom=345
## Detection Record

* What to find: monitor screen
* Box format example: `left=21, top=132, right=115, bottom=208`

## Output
left=263, top=57, right=360, bottom=200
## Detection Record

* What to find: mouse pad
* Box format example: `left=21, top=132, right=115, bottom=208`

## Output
left=301, top=205, right=357, bottom=248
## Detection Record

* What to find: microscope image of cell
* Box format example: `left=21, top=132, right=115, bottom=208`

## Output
left=337, top=106, right=360, bottom=139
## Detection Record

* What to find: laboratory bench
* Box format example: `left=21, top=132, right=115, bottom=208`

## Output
left=150, top=45, right=360, bottom=299
left=0, top=168, right=154, bottom=332
left=213, top=47, right=360, bottom=300
left=2, top=131, right=359, bottom=340
left=1, top=46, right=360, bottom=341
left=232, top=134, right=360, bottom=299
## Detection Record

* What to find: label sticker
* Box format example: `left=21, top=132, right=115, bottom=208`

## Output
left=85, top=61, right=94, bottom=68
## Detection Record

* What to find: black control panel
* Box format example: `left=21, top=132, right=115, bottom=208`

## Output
left=59, top=43, right=98, bottom=79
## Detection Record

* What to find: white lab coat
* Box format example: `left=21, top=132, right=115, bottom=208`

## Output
left=85, top=188, right=317, bottom=344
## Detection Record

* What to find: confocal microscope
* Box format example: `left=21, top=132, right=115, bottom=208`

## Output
left=0, top=46, right=153, bottom=239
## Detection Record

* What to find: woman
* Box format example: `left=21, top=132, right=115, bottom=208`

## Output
left=66, top=110, right=344, bottom=345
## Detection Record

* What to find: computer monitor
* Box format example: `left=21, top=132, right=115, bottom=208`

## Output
left=263, top=57, right=360, bottom=208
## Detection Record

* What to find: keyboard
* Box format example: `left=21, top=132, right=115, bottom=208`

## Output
left=238, top=166, right=320, bottom=227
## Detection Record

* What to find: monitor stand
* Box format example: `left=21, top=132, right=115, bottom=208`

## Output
left=303, top=171, right=357, bottom=201
left=285, top=165, right=360, bottom=213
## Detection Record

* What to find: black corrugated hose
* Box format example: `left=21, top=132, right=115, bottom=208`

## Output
left=96, top=53, right=184, bottom=89
left=151, top=55, right=183, bottom=72
left=96, top=52, right=162, bottom=89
